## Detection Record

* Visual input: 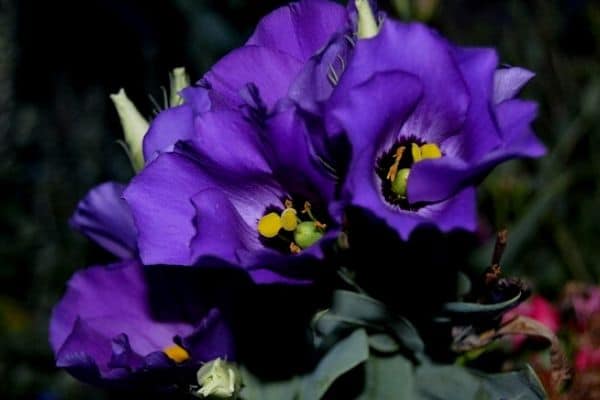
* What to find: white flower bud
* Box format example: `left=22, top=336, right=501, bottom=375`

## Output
left=355, top=0, right=380, bottom=39
left=110, top=89, right=149, bottom=172
left=169, top=67, right=190, bottom=107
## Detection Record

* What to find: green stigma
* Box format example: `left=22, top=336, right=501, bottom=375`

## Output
left=294, top=221, right=324, bottom=249
left=391, top=168, right=410, bottom=197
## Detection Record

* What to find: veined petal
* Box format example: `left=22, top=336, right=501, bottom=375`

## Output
left=247, top=0, right=347, bottom=61
left=203, top=45, right=303, bottom=109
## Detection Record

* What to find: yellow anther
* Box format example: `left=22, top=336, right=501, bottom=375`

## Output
left=411, top=143, right=423, bottom=163
left=280, top=208, right=298, bottom=232
left=257, top=212, right=282, bottom=238
left=164, top=344, right=190, bottom=363
left=419, top=143, right=442, bottom=160
left=386, top=146, right=405, bottom=181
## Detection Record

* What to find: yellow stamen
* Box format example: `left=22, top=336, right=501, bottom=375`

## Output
left=419, top=143, right=442, bottom=160
left=280, top=208, right=298, bottom=231
left=411, top=143, right=422, bottom=163
left=164, top=344, right=190, bottom=363
left=386, top=146, right=405, bottom=181
left=290, top=242, right=302, bottom=254
left=315, top=221, right=327, bottom=231
left=257, top=212, right=282, bottom=238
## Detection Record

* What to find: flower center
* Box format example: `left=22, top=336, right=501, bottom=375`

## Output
left=257, top=200, right=327, bottom=254
left=375, top=141, right=442, bottom=209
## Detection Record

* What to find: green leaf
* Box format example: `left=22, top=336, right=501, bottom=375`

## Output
left=474, top=365, right=547, bottom=400
left=241, top=329, right=370, bottom=400
left=239, top=369, right=301, bottom=400
left=413, top=364, right=547, bottom=400
left=436, top=291, right=524, bottom=325
left=300, top=329, right=370, bottom=399
left=313, top=290, right=424, bottom=356
left=356, top=354, right=414, bottom=399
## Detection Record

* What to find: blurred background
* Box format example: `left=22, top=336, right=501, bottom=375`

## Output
left=0, top=0, right=598, bottom=398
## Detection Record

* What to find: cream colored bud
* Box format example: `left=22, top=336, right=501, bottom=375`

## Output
left=355, top=0, right=380, bottom=39
left=110, top=89, right=149, bottom=171
left=169, top=67, right=190, bottom=107
left=193, top=358, right=240, bottom=399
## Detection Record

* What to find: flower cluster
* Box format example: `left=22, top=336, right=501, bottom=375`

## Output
left=50, top=0, right=545, bottom=398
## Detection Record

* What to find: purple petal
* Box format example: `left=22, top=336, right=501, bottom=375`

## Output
left=327, top=70, right=423, bottom=152
left=266, top=106, right=336, bottom=204
left=125, top=149, right=285, bottom=266
left=289, top=31, right=352, bottom=115
left=49, top=261, right=193, bottom=355
left=190, top=189, right=261, bottom=266
left=142, top=104, right=195, bottom=162
left=494, top=66, right=535, bottom=104
left=442, top=47, right=502, bottom=162
left=51, top=261, right=235, bottom=382
left=418, top=187, right=477, bottom=232
left=338, top=21, right=470, bottom=144
left=124, top=153, right=208, bottom=265
left=69, top=182, right=137, bottom=259
left=203, top=45, right=302, bottom=109
left=180, top=308, right=236, bottom=362
left=193, top=109, right=271, bottom=176
left=247, top=0, right=347, bottom=61
left=408, top=100, right=544, bottom=203
left=496, top=99, right=545, bottom=155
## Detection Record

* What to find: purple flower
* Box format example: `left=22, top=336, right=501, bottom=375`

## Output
left=124, top=99, right=339, bottom=284
left=142, top=0, right=350, bottom=161
left=53, top=183, right=234, bottom=386
left=50, top=261, right=234, bottom=386
left=309, top=19, right=545, bottom=238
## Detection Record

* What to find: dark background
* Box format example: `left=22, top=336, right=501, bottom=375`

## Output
left=0, top=0, right=598, bottom=398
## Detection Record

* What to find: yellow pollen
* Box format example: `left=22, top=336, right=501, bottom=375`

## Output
left=412, top=143, right=442, bottom=163
left=420, top=143, right=442, bottom=160
left=164, top=344, right=190, bottom=363
left=411, top=143, right=422, bottom=163
left=280, top=208, right=298, bottom=231
left=258, top=212, right=282, bottom=238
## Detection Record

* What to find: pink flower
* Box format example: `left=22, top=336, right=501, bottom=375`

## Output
left=575, top=346, right=600, bottom=372
left=505, top=295, right=561, bottom=332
